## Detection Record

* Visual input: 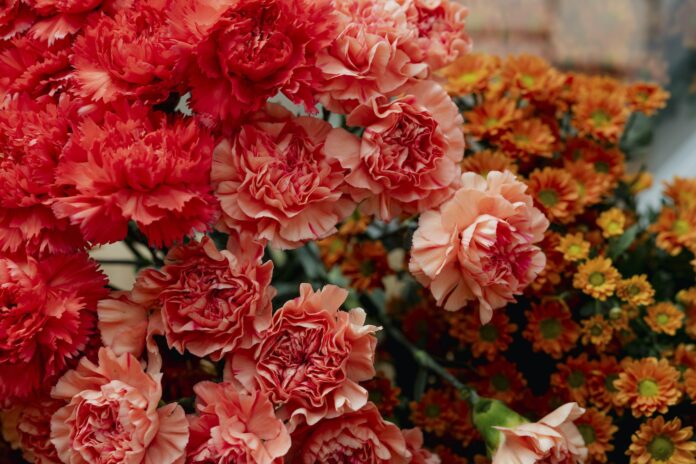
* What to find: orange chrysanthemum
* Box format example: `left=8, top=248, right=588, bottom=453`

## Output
left=474, top=358, right=527, bottom=404
left=664, top=177, right=696, bottom=211
left=448, top=311, right=517, bottom=361
left=500, top=118, right=555, bottom=158
left=438, top=53, right=501, bottom=96
left=617, top=275, right=656, bottom=307
left=574, top=257, right=621, bottom=300
left=677, top=287, right=696, bottom=307
left=580, top=315, right=614, bottom=352
left=341, top=241, right=390, bottom=291
left=649, top=207, right=696, bottom=256
left=410, top=389, right=473, bottom=444
left=564, top=159, right=611, bottom=208
left=575, top=407, right=618, bottom=463
left=551, top=354, right=596, bottom=406
left=645, top=303, right=684, bottom=336
left=464, top=98, right=521, bottom=138
left=625, top=170, right=654, bottom=194
left=363, top=375, right=401, bottom=418
left=460, top=150, right=517, bottom=176
left=627, top=416, right=696, bottom=464
left=627, top=82, right=670, bottom=116
left=527, top=167, right=580, bottom=222
left=615, top=357, right=682, bottom=417
left=587, top=355, right=623, bottom=411
left=502, top=54, right=564, bottom=101
left=668, top=344, right=696, bottom=374
left=556, top=232, right=591, bottom=262
left=434, top=446, right=469, bottom=464
left=573, top=91, right=629, bottom=143
left=597, top=207, right=627, bottom=238
left=317, top=235, right=348, bottom=269
left=684, top=369, right=696, bottom=403
left=565, top=138, right=625, bottom=192
left=523, top=299, right=580, bottom=359
left=401, top=297, right=450, bottom=352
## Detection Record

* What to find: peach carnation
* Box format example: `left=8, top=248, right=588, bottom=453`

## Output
left=224, top=284, right=379, bottom=429
left=409, top=170, right=549, bottom=323
left=325, top=80, right=464, bottom=221
left=1, top=396, right=62, bottom=464
left=212, top=105, right=354, bottom=249
left=493, top=403, right=588, bottom=464
left=187, top=381, right=290, bottom=464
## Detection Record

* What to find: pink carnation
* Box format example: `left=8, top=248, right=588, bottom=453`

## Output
left=409, top=170, right=549, bottom=322
left=287, top=402, right=412, bottom=463
left=0, top=94, right=85, bottom=258
left=172, top=0, right=337, bottom=123
left=50, top=348, right=188, bottom=464
left=403, top=428, right=441, bottom=464
left=224, top=284, right=379, bottom=429
left=325, top=80, right=464, bottom=221
left=71, top=3, right=188, bottom=104
left=128, top=233, right=274, bottom=360
left=97, top=291, right=149, bottom=358
left=211, top=105, right=354, bottom=249
left=493, top=402, right=588, bottom=464
left=0, top=253, right=107, bottom=405
left=53, top=101, right=218, bottom=247
left=187, top=381, right=290, bottom=464
left=1, top=396, right=62, bottom=464
left=317, top=0, right=428, bottom=113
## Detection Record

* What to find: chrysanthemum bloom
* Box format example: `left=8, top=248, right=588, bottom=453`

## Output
left=627, top=82, right=670, bottom=116
left=464, top=98, right=521, bottom=139
left=580, top=315, right=614, bottom=352
left=50, top=349, right=188, bottom=464
left=649, top=207, right=696, bottom=256
left=72, top=4, right=188, bottom=104
left=317, top=0, right=426, bottom=114
left=124, top=233, right=274, bottom=360
left=225, top=284, right=379, bottom=428
left=585, top=355, right=622, bottom=411
left=212, top=105, right=354, bottom=249
left=0, top=397, right=62, bottom=464
left=531, top=231, right=567, bottom=294
left=492, top=402, right=588, bottom=464
left=341, top=241, right=391, bottom=291
left=556, top=232, right=591, bottom=262
left=617, top=274, right=656, bottom=307
left=25, top=0, right=101, bottom=42
left=409, top=389, right=472, bottom=443
left=523, top=299, right=580, bottom=359
left=409, top=170, right=548, bottom=322
left=573, top=91, right=629, bottom=143
left=684, top=369, right=696, bottom=403
left=0, top=36, right=70, bottom=104
left=0, top=253, right=107, bottom=405
left=527, top=167, right=580, bottom=223
left=461, top=150, right=517, bottom=176
left=668, top=344, right=696, bottom=373
left=615, top=357, right=681, bottom=418
left=175, top=0, right=337, bottom=123
left=627, top=416, right=696, bottom=464
left=625, top=170, right=654, bottom=194
left=664, top=177, right=696, bottom=211
left=573, top=257, right=620, bottom=301
left=0, top=94, right=85, bottom=258
left=551, top=354, right=596, bottom=407
left=438, top=53, right=500, bottom=96
left=574, top=407, right=617, bottom=463
left=186, top=381, right=290, bottom=464
left=645, top=302, right=684, bottom=336
left=448, top=310, right=516, bottom=361
left=474, top=358, right=527, bottom=404
left=400, top=296, right=450, bottom=352
left=325, top=80, right=464, bottom=221
left=501, top=54, right=565, bottom=101
left=433, top=446, right=468, bottom=464
left=0, top=0, right=34, bottom=40
left=362, top=375, right=402, bottom=417
left=286, top=403, right=412, bottom=463
left=401, top=0, right=471, bottom=71
left=597, top=207, right=627, bottom=238
left=500, top=118, right=556, bottom=158
left=563, top=160, right=612, bottom=208
left=53, top=102, right=218, bottom=247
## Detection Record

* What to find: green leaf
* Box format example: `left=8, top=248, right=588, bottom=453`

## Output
left=608, top=224, right=639, bottom=260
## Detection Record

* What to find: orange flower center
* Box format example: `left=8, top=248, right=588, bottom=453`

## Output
left=638, top=379, right=659, bottom=397
left=589, top=272, right=606, bottom=287
left=648, top=436, right=675, bottom=461
left=538, top=189, right=559, bottom=207
left=540, top=318, right=562, bottom=340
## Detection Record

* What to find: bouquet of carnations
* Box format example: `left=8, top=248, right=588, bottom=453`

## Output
left=1, top=0, right=694, bottom=462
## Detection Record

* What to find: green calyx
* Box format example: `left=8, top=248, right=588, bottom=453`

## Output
left=472, top=399, right=529, bottom=452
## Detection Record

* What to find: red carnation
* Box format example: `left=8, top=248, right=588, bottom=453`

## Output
left=173, top=0, right=337, bottom=123
left=0, top=253, right=107, bottom=405
left=72, top=4, right=188, bottom=104
left=53, top=101, right=219, bottom=247
left=0, top=0, right=35, bottom=40
left=0, top=94, right=85, bottom=258
left=25, top=0, right=103, bottom=43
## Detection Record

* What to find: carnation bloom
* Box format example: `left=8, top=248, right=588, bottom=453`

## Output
left=0, top=253, right=107, bottom=405
left=402, top=428, right=441, bottom=464
left=53, top=101, right=218, bottom=247
left=523, top=299, right=580, bottom=359
left=25, top=0, right=102, bottom=42
left=50, top=348, right=188, bottom=464
left=574, top=408, right=617, bottom=464
left=187, top=381, right=290, bottom=464
left=324, top=80, right=464, bottom=221
left=212, top=105, right=354, bottom=249
left=0, top=94, right=85, bottom=258
left=286, top=402, right=411, bottom=463
left=176, top=0, right=336, bottom=122
left=72, top=3, right=187, bottom=104
left=527, top=167, right=580, bottom=223
left=615, top=357, right=681, bottom=418
left=0, top=0, right=34, bottom=40
left=409, top=170, right=549, bottom=322
left=0, top=397, right=62, bottom=464
left=573, top=257, right=620, bottom=301
left=129, top=233, right=274, bottom=360
left=492, top=402, right=588, bottom=464
left=225, top=284, right=379, bottom=428
left=317, top=0, right=427, bottom=113
left=644, top=302, right=684, bottom=336
left=556, top=232, right=591, bottom=262
left=627, top=416, right=696, bottom=464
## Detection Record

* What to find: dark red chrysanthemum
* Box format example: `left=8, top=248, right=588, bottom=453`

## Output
left=52, top=101, right=219, bottom=247
left=0, top=253, right=107, bottom=405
